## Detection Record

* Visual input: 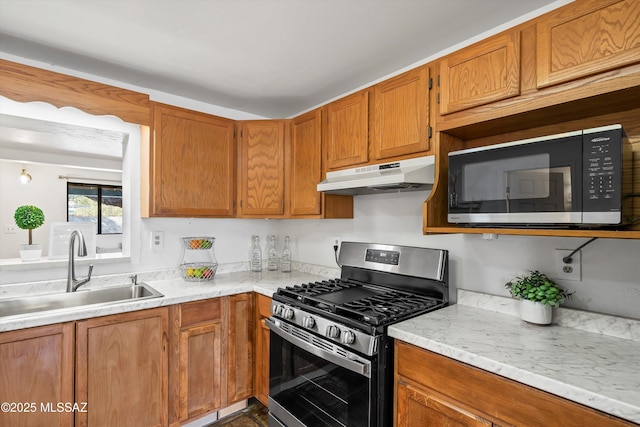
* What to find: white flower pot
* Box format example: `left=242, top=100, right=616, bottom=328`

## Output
left=19, top=244, right=42, bottom=262
left=520, top=299, right=552, bottom=325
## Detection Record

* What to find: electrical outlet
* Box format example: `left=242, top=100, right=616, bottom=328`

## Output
left=555, top=249, right=581, bottom=281
left=332, top=235, right=342, bottom=250
left=151, top=231, right=164, bottom=251
left=4, top=225, right=17, bottom=234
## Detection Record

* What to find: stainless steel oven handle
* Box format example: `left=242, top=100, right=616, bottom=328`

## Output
left=266, top=317, right=372, bottom=378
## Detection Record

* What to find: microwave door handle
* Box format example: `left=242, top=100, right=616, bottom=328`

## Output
left=505, top=185, right=510, bottom=213
left=266, top=317, right=372, bottom=378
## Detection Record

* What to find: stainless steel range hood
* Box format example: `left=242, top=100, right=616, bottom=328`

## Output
left=317, top=155, right=435, bottom=195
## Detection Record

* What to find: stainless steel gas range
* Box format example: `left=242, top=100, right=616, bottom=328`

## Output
left=267, top=242, right=449, bottom=427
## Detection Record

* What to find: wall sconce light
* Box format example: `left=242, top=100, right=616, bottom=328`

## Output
left=18, top=168, right=32, bottom=184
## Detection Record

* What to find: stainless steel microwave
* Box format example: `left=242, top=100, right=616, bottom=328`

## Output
left=448, top=124, right=632, bottom=227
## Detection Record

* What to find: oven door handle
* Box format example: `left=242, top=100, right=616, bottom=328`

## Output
left=266, top=317, right=372, bottom=378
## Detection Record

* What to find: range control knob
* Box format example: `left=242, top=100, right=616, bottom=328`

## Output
left=326, top=325, right=341, bottom=339
left=273, top=305, right=284, bottom=317
left=282, top=307, right=294, bottom=320
left=341, top=330, right=356, bottom=345
left=302, top=316, right=315, bottom=329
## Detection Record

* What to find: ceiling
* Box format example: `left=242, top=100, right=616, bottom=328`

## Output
left=0, top=0, right=564, bottom=118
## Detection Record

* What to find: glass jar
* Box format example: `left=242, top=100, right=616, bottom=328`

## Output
left=267, top=235, right=278, bottom=271
left=179, top=237, right=218, bottom=281
left=280, top=235, right=292, bottom=272
left=250, top=235, right=262, bottom=272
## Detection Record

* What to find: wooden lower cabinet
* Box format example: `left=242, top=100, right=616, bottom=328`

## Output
left=76, top=308, right=169, bottom=427
left=169, top=298, right=223, bottom=425
left=225, top=293, right=254, bottom=404
left=254, top=294, right=272, bottom=406
left=0, top=323, right=75, bottom=427
left=397, top=380, right=491, bottom=427
left=395, top=341, right=636, bottom=427
left=1, top=294, right=257, bottom=427
left=169, top=295, right=253, bottom=426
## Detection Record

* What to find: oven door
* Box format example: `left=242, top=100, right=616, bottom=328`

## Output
left=448, top=131, right=583, bottom=225
left=266, top=317, right=375, bottom=427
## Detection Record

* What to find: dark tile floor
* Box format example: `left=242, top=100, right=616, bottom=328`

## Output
left=207, top=398, right=268, bottom=427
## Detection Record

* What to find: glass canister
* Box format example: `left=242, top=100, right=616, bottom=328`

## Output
left=250, top=235, right=262, bottom=272
left=267, top=235, right=278, bottom=271
left=179, top=237, right=218, bottom=281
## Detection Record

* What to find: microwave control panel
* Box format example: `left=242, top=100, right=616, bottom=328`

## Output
left=583, top=126, right=622, bottom=212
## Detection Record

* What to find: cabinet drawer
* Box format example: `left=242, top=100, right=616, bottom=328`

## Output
left=256, top=294, right=272, bottom=318
left=180, top=299, right=222, bottom=327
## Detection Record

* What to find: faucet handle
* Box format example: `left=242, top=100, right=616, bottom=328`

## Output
left=87, top=264, right=94, bottom=280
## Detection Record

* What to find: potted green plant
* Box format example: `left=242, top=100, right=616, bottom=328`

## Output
left=14, top=205, right=45, bottom=262
left=505, top=270, right=574, bottom=325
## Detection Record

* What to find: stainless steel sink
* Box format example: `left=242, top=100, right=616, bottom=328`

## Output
left=0, top=283, right=163, bottom=319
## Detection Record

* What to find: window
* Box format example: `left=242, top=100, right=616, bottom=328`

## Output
left=67, top=183, right=123, bottom=234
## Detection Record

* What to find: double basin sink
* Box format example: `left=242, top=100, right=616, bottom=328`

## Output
left=0, top=283, right=163, bottom=319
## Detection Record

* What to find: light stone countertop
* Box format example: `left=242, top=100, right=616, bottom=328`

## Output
left=388, top=291, right=640, bottom=424
left=0, top=268, right=336, bottom=332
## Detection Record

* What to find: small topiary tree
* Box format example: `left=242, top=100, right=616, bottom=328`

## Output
left=14, top=205, right=45, bottom=245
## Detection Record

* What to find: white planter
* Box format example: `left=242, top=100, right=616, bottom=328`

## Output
left=520, top=300, right=552, bottom=325
left=19, top=244, right=42, bottom=262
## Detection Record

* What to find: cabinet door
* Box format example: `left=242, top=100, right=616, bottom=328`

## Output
left=76, top=308, right=169, bottom=427
left=254, top=294, right=272, bottom=406
left=372, top=66, right=430, bottom=159
left=169, top=299, right=223, bottom=426
left=291, top=109, right=323, bottom=216
left=439, top=31, right=520, bottom=114
left=396, top=381, right=492, bottom=427
left=324, top=90, right=369, bottom=170
left=148, top=102, right=235, bottom=217
left=537, top=0, right=640, bottom=88
left=238, top=120, right=287, bottom=216
left=0, top=323, right=75, bottom=427
left=225, top=293, right=254, bottom=404
left=179, top=323, right=222, bottom=420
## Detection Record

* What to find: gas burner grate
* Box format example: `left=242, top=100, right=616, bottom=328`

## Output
left=282, top=279, right=358, bottom=297
left=338, top=291, right=442, bottom=325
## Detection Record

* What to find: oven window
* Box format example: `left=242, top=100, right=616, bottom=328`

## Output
left=270, top=331, right=371, bottom=427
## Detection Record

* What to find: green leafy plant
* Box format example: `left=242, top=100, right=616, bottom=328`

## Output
left=505, top=270, right=574, bottom=306
left=14, top=205, right=45, bottom=245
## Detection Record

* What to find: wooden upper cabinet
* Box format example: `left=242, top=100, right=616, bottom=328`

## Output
left=291, top=109, right=323, bottom=216
left=537, top=0, right=640, bottom=88
left=0, top=323, right=75, bottom=427
left=324, top=90, right=369, bottom=170
left=439, top=30, right=520, bottom=114
left=238, top=120, right=288, bottom=217
left=372, top=66, right=430, bottom=159
left=147, top=102, right=235, bottom=217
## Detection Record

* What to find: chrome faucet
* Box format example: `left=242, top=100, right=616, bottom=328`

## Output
left=67, top=229, right=94, bottom=292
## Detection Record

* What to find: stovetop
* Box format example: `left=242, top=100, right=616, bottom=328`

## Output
left=275, top=278, right=444, bottom=328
